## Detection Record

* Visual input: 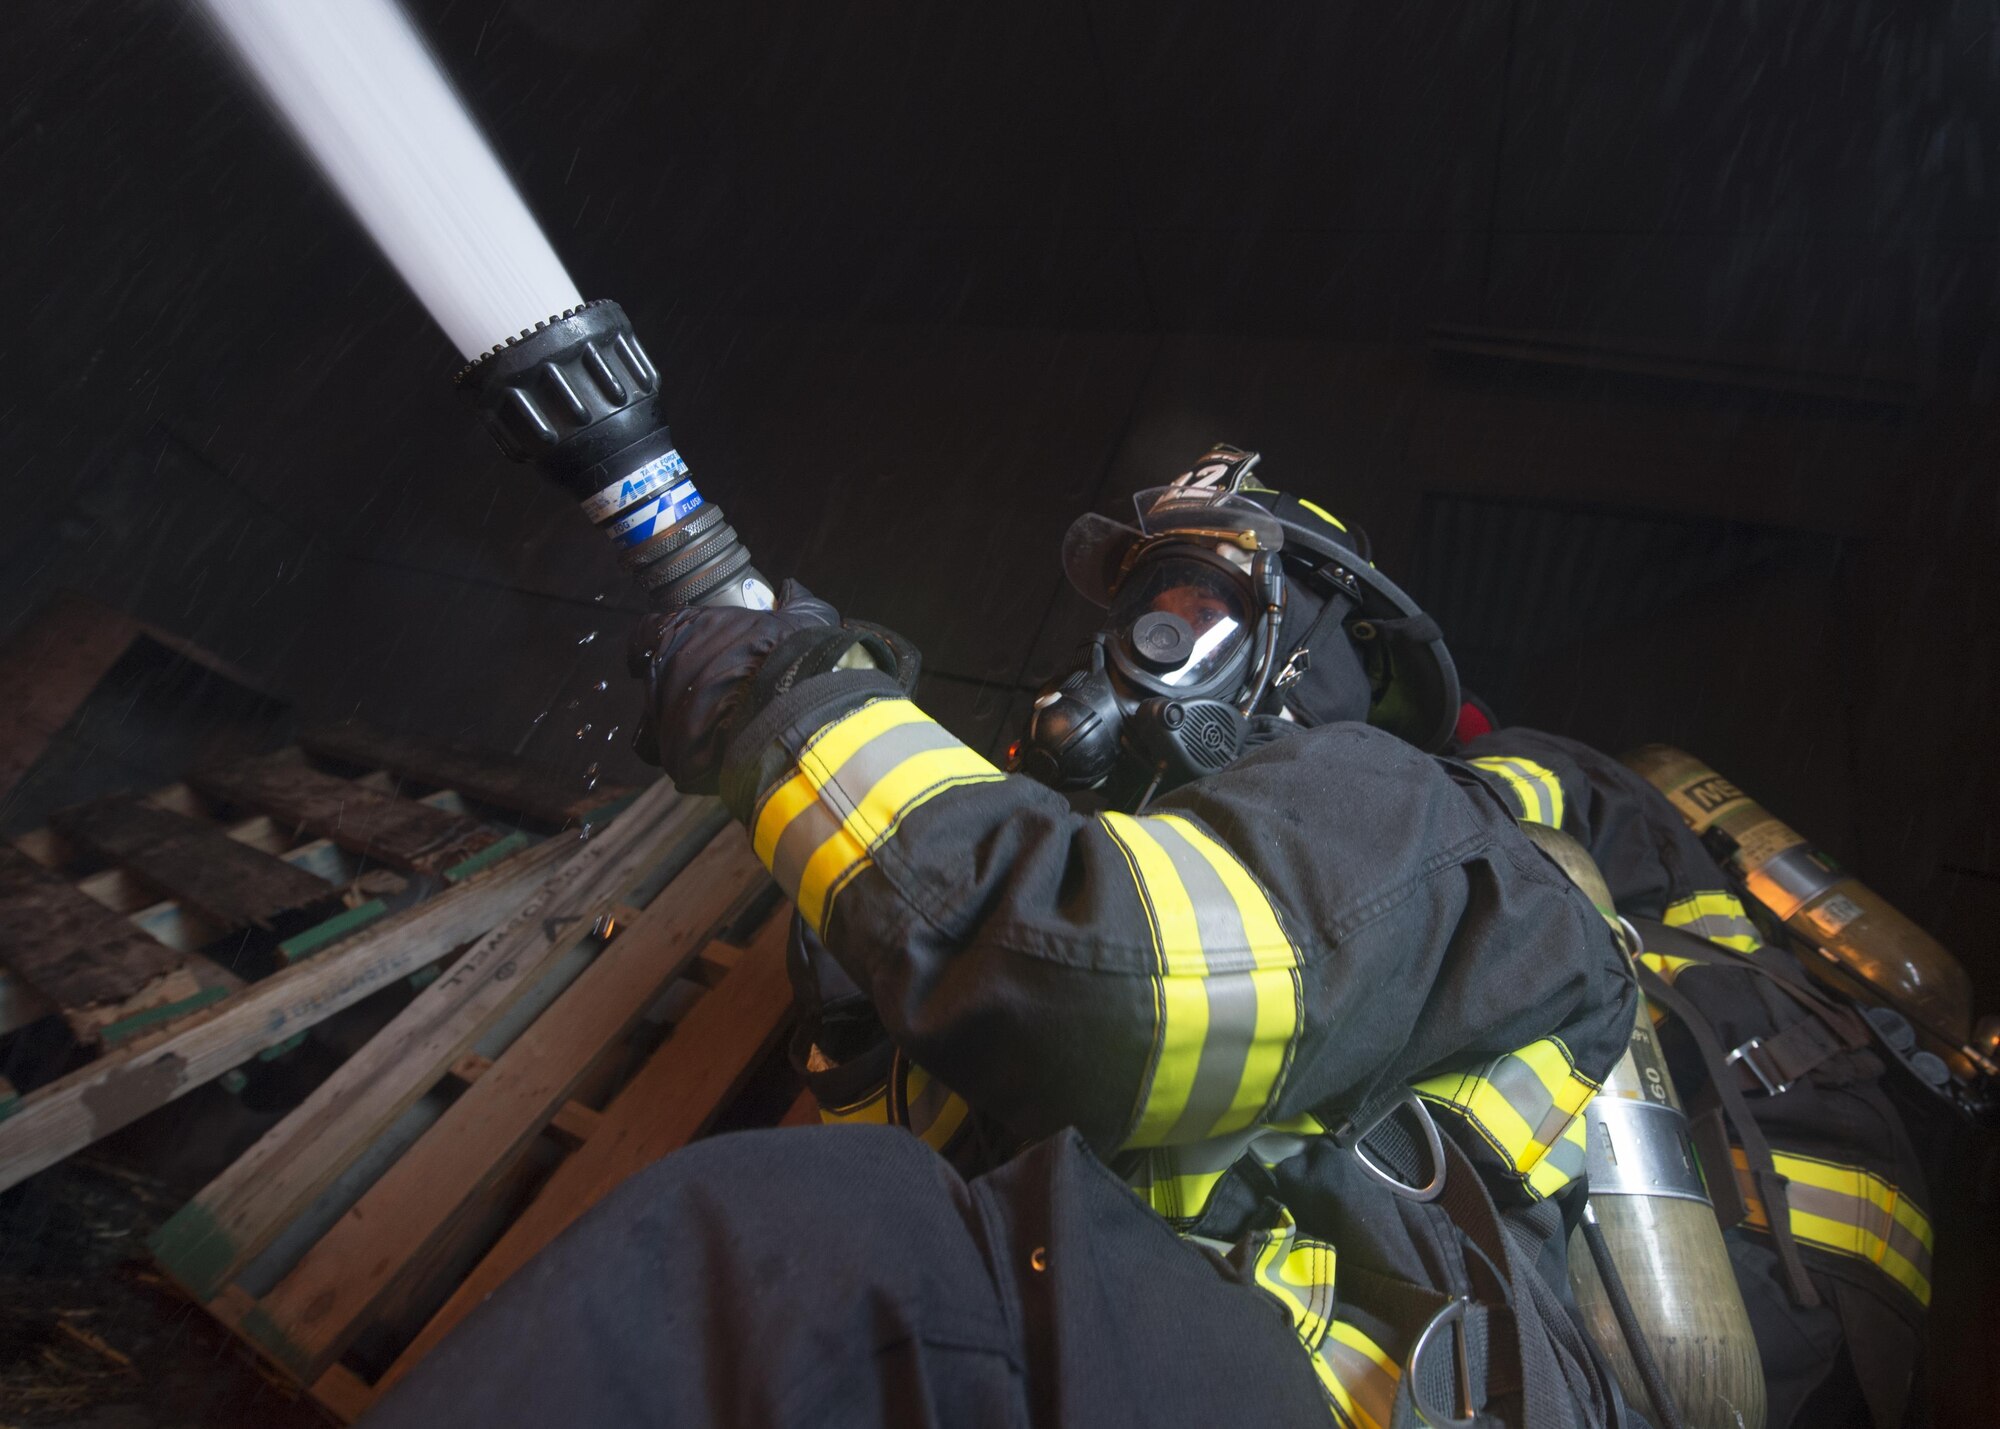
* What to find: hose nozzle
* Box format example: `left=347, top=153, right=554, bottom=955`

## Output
left=456, top=300, right=772, bottom=609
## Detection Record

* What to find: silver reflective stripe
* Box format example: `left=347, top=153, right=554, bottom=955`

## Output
left=1147, top=819, right=1266, bottom=1143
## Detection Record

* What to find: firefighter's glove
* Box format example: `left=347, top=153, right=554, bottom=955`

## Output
left=627, top=580, right=895, bottom=794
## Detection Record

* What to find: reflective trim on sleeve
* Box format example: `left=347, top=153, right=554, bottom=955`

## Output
left=1466, top=756, right=1566, bottom=828
left=1663, top=890, right=1762, bottom=954
left=815, top=1064, right=971, bottom=1154
left=1415, top=1037, right=1601, bottom=1200
left=750, top=698, right=1005, bottom=932
left=1250, top=1214, right=1400, bottom=1429
left=1101, top=812, right=1304, bottom=1148
left=1732, top=1147, right=1934, bottom=1305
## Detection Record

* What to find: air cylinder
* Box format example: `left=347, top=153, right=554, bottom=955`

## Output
left=1624, top=745, right=1973, bottom=1044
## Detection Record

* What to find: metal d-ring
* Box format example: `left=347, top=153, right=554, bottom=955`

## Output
left=1615, top=915, right=1645, bottom=961
left=1407, top=1296, right=1478, bottom=1427
left=1348, top=1088, right=1447, bottom=1203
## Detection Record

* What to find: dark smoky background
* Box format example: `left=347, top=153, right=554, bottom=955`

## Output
left=2, top=0, right=1997, bottom=1410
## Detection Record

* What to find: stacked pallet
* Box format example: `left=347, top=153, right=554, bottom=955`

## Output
left=0, top=718, right=630, bottom=1165
left=0, top=709, right=807, bottom=1419
left=152, top=790, right=794, bottom=1419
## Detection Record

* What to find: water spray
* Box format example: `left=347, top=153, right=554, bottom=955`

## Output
left=196, top=0, right=772, bottom=609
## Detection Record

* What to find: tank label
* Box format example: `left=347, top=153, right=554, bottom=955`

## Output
left=608, top=481, right=706, bottom=547
left=1666, top=771, right=1749, bottom=833
left=581, top=449, right=691, bottom=523
left=1805, top=892, right=1864, bottom=938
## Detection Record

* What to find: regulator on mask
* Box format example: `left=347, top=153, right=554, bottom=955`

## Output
left=1014, top=446, right=1459, bottom=805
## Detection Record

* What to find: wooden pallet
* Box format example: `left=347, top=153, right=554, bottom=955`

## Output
left=0, top=719, right=635, bottom=1187
left=149, top=808, right=795, bottom=1422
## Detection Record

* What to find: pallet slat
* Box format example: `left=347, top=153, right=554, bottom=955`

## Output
left=148, top=785, right=717, bottom=1302
left=300, top=719, right=631, bottom=828
left=191, top=751, right=498, bottom=876
left=376, top=907, right=796, bottom=1395
left=0, top=795, right=620, bottom=1194
left=52, top=793, right=341, bottom=933
left=0, top=843, right=241, bottom=1045
left=239, top=832, right=771, bottom=1381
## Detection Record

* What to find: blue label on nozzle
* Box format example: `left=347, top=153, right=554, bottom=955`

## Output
left=581, top=449, right=690, bottom=523
left=609, top=481, right=705, bottom=547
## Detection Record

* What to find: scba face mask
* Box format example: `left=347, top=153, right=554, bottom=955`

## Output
left=1014, top=446, right=1461, bottom=806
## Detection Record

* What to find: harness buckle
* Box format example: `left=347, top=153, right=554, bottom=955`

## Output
left=1408, top=1296, right=1478, bottom=1427
left=1726, top=1037, right=1794, bottom=1097
left=1339, top=1089, right=1447, bottom=1203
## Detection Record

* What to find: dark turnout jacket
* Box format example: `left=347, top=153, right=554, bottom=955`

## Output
left=725, top=667, right=1640, bottom=1425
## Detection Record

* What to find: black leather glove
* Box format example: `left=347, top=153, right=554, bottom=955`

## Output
left=627, top=580, right=878, bottom=793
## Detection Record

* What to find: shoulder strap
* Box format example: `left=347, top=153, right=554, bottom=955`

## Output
left=1633, top=963, right=1821, bottom=1308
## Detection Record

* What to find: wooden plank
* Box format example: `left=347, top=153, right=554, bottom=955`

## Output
left=0, top=792, right=683, bottom=1194
left=446, top=1056, right=599, bottom=1146
left=52, top=793, right=340, bottom=932
left=300, top=719, right=630, bottom=828
left=191, top=751, right=499, bottom=876
left=149, top=785, right=718, bottom=1302
left=242, top=832, right=771, bottom=1381
left=311, top=1364, right=377, bottom=1425
left=0, top=592, right=139, bottom=802
left=0, top=843, right=239, bottom=1044
left=380, top=907, right=795, bottom=1391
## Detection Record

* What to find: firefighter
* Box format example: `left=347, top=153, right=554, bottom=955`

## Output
left=367, top=449, right=1650, bottom=1428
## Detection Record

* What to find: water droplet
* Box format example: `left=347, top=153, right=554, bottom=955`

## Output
left=603, top=724, right=620, bottom=742
left=566, top=698, right=581, bottom=710
left=576, top=723, right=593, bottom=739
left=593, top=592, right=607, bottom=603
left=530, top=708, right=548, bottom=725
left=577, top=822, right=595, bottom=841
left=577, top=630, right=598, bottom=646
left=592, top=679, right=608, bottom=693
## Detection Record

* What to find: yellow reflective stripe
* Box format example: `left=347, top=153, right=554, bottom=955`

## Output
left=904, top=1065, right=972, bottom=1152
left=1526, top=1113, right=1591, bottom=1199
left=1416, top=1037, right=1600, bottom=1195
left=1251, top=1217, right=1398, bottom=1429
left=795, top=821, right=872, bottom=933
left=1154, top=814, right=1300, bottom=1132
left=1466, top=756, right=1566, bottom=827
left=750, top=698, right=1004, bottom=932
left=1731, top=1147, right=1934, bottom=1305
left=817, top=1088, right=890, bottom=1125
left=1101, top=813, right=1303, bottom=1147
left=1663, top=890, right=1761, bottom=954
left=1322, top=1321, right=1400, bottom=1429
left=1138, top=1163, right=1231, bottom=1221
left=1103, top=813, right=1213, bottom=1146
left=1296, top=498, right=1348, bottom=532
left=1638, top=950, right=1702, bottom=984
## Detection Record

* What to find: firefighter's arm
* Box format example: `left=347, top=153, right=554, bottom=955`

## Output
left=1459, top=728, right=1765, bottom=952
left=720, top=668, right=1636, bottom=1160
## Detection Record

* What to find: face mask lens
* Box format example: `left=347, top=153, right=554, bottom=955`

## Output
left=1111, top=557, right=1251, bottom=690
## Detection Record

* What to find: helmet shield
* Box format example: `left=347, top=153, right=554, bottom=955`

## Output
left=1061, top=485, right=1284, bottom=608
left=1107, top=554, right=1257, bottom=694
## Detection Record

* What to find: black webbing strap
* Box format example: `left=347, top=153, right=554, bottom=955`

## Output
left=1634, top=965, right=1822, bottom=1309
left=1632, top=920, right=1874, bottom=1094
